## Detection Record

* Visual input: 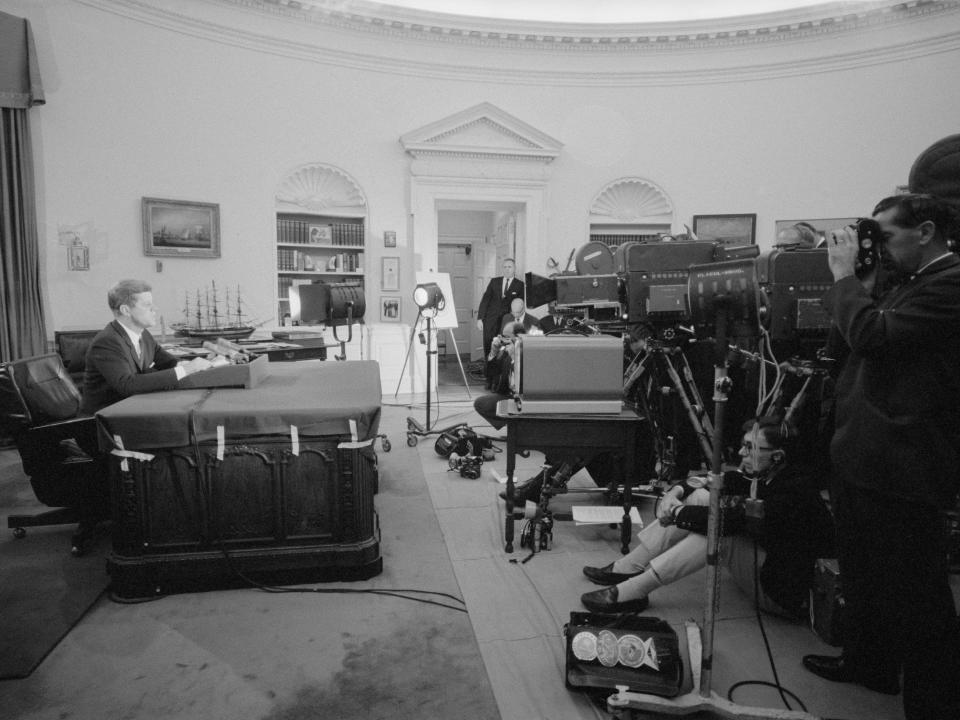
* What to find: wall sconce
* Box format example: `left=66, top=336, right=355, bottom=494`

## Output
left=67, top=236, right=89, bottom=271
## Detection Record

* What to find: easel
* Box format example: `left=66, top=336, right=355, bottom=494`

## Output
left=607, top=293, right=823, bottom=720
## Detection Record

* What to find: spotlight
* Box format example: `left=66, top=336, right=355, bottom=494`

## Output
left=413, top=282, right=445, bottom=313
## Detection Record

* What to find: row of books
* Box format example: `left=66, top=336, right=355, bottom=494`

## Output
left=277, top=248, right=364, bottom=272
left=277, top=218, right=365, bottom=247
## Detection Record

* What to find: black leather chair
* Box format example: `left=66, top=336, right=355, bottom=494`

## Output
left=0, top=353, right=109, bottom=555
left=54, top=329, right=99, bottom=388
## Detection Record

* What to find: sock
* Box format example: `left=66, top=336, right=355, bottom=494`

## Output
left=613, top=568, right=662, bottom=602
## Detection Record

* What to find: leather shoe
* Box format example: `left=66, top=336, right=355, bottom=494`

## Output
left=583, top=563, right=642, bottom=586
left=801, top=654, right=900, bottom=695
left=498, top=471, right=544, bottom=505
left=581, top=586, right=649, bottom=614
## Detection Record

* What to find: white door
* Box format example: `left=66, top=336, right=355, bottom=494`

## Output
left=437, top=242, right=476, bottom=359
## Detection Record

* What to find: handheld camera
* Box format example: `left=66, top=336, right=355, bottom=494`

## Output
left=853, top=218, right=883, bottom=278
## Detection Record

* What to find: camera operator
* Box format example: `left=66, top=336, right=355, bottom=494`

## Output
left=801, top=194, right=960, bottom=719
left=580, top=416, right=834, bottom=618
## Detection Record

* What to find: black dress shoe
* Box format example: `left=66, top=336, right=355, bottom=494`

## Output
left=498, top=471, right=544, bottom=504
left=801, top=654, right=900, bottom=695
left=582, top=563, right=642, bottom=586
left=581, top=586, right=649, bottom=614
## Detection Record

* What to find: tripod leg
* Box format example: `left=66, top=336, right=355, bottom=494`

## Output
left=394, top=309, right=423, bottom=398
left=444, top=328, right=473, bottom=399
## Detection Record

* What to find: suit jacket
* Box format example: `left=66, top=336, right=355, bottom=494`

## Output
left=824, top=253, right=960, bottom=508
left=500, top=311, right=540, bottom=333
left=477, top=276, right=524, bottom=330
left=81, top=320, right=182, bottom=414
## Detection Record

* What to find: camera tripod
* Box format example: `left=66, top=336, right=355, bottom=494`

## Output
left=623, top=335, right=715, bottom=483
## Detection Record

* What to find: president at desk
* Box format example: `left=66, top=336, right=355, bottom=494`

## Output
left=82, top=279, right=214, bottom=414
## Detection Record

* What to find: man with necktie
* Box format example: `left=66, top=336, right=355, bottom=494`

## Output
left=81, top=279, right=214, bottom=414
left=476, top=258, right=524, bottom=389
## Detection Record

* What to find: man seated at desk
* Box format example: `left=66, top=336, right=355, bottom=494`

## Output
left=581, top=415, right=835, bottom=617
left=81, top=279, right=214, bottom=414
left=500, top=298, right=540, bottom=335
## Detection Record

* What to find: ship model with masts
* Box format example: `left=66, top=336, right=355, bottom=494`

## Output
left=171, top=282, right=256, bottom=341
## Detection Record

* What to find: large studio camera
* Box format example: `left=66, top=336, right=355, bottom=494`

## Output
left=526, top=238, right=759, bottom=336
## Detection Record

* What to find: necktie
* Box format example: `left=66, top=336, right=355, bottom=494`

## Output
left=137, top=336, right=146, bottom=369
left=503, top=278, right=508, bottom=297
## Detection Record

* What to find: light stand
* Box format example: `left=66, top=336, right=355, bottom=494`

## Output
left=324, top=283, right=365, bottom=361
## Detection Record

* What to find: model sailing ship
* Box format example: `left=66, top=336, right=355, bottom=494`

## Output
left=172, top=282, right=256, bottom=341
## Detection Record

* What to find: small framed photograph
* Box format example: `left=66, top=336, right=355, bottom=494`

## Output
left=309, top=225, right=332, bottom=244
left=380, top=295, right=400, bottom=322
left=381, top=256, right=399, bottom=291
left=142, top=197, right=220, bottom=258
left=692, top=214, right=757, bottom=246
left=383, top=230, right=397, bottom=248
left=67, top=242, right=90, bottom=271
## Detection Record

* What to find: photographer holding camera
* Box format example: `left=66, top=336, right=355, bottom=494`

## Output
left=801, top=194, right=960, bottom=720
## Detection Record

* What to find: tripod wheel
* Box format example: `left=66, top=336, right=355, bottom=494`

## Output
left=406, top=434, right=418, bottom=447
left=381, top=437, right=392, bottom=452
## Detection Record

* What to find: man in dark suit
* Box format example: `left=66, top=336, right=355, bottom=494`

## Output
left=801, top=194, right=960, bottom=720
left=500, top=298, right=540, bottom=334
left=476, top=258, right=524, bottom=389
left=81, top=279, right=214, bottom=414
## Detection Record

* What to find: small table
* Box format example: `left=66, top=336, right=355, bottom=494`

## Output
left=497, top=400, right=644, bottom=555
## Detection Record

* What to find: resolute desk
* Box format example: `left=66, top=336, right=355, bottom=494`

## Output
left=497, top=400, right=644, bottom=555
left=96, top=361, right=383, bottom=599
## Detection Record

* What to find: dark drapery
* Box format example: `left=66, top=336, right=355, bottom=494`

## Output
left=0, top=11, right=46, bottom=362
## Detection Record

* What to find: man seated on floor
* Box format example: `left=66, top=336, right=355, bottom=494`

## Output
left=580, top=415, right=835, bottom=617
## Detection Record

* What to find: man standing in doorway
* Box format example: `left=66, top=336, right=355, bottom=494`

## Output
left=477, top=258, right=524, bottom=389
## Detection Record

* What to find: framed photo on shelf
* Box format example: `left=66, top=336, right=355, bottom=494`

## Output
left=381, top=256, right=399, bottom=291
left=692, top=213, right=757, bottom=246
left=380, top=296, right=400, bottom=322
left=142, top=197, right=220, bottom=258
left=309, top=224, right=332, bottom=244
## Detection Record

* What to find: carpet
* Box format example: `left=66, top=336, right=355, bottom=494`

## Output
left=0, top=407, right=502, bottom=720
left=0, top=451, right=110, bottom=680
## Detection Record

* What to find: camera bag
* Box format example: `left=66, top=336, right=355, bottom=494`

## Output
left=564, top=612, right=683, bottom=697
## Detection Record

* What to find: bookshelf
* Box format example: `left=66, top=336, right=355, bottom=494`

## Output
left=275, top=212, right=366, bottom=325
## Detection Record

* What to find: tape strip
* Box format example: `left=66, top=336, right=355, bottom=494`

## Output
left=338, top=439, right=374, bottom=449
left=349, top=419, right=358, bottom=442
left=291, top=425, right=300, bottom=456
left=217, top=425, right=225, bottom=461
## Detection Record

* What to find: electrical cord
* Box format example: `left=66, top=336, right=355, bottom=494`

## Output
left=725, top=537, right=809, bottom=713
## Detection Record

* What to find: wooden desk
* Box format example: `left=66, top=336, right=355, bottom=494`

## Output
left=96, top=362, right=383, bottom=598
left=497, top=400, right=644, bottom=555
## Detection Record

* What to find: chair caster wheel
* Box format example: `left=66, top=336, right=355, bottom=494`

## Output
left=381, top=438, right=392, bottom=452
left=407, top=434, right=418, bottom=447
left=12, top=527, right=26, bottom=539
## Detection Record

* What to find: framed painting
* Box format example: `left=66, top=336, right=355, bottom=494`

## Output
left=380, top=296, right=400, bottom=322
left=142, top=197, right=220, bottom=258
left=381, top=256, right=399, bottom=291
left=692, top=214, right=757, bottom=246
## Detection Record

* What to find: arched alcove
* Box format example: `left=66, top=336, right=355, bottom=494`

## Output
left=589, top=177, right=674, bottom=245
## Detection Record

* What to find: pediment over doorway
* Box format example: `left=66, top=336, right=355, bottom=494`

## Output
left=400, top=102, right=562, bottom=164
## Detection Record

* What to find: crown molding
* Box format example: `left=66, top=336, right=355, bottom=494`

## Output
left=77, top=0, right=960, bottom=86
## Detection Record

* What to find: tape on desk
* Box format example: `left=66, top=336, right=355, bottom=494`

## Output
left=337, top=419, right=369, bottom=449
left=111, top=434, right=154, bottom=469
left=217, top=425, right=225, bottom=461
left=291, top=425, right=300, bottom=456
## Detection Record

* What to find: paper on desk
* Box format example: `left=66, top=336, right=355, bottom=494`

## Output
left=572, top=505, right=643, bottom=528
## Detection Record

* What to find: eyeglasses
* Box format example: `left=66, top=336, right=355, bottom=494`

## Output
left=740, top=442, right=775, bottom=452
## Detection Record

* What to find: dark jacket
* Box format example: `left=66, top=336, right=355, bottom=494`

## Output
left=823, top=254, right=960, bottom=509
left=477, top=277, right=524, bottom=331
left=674, top=467, right=836, bottom=615
left=499, top=311, right=540, bottom=333
left=81, top=320, right=181, bottom=414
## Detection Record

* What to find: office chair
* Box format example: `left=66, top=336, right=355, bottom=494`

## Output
left=0, top=352, right=109, bottom=556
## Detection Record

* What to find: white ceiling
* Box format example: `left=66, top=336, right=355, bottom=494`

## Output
left=377, top=1, right=843, bottom=23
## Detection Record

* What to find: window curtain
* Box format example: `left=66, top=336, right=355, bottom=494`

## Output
left=0, top=10, right=46, bottom=362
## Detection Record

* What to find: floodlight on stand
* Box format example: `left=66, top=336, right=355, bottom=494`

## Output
left=412, top=282, right=444, bottom=315
left=325, top=283, right=365, bottom=361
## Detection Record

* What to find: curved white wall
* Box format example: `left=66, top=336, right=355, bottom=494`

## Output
left=3, top=0, right=959, bottom=337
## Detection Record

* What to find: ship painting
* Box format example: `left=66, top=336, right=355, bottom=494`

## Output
left=153, top=224, right=210, bottom=248
left=172, top=282, right=256, bottom=341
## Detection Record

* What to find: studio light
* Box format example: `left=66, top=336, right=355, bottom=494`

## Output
left=413, top=282, right=445, bottom=313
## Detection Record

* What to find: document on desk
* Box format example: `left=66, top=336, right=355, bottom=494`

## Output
left=572, top=505, right=642, bottom=528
